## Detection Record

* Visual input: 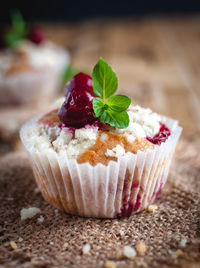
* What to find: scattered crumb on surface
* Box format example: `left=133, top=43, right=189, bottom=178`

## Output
left=34, top=187, right=40, bottom=194
left=20, top=207, right=41, bottom=221
left=147, top=205, right=158, bottom=213
left=180, top=238, right=187, bottom=247
left=10, top=241, right=18, bottom=250
left=136, top=258, right=148, bottom=268
left=136, top=242, right=147, bottom=256
left=104, top=260, right=116, bottom=268
left=82, top=244, right=91, bottom=254
left=18, top=237, right=23, bottom=242
left=175, top=249, right=183, bottom=257
left=6, top=197, right=14, bottom=201
left=116, top=249, right=124, bottom=260
left=49, top=241, right=54, bottom=245
left=119, top=230, right=125, bottom=236
left=37, top=215, right=44, bottom=223
left=123, top=245, right=137, bottom=259
left=168, top=249, right=177, bottom=258
left=63, top=242, right=68, bottom=249
left=54, top=209, right=59, bottom=214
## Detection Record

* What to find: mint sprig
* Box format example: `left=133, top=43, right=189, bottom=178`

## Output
left=5, top=9, right=28, bottom=48
left=92, top=57, right=118, bottom=99
left=92, top=57, right=131, bottom=129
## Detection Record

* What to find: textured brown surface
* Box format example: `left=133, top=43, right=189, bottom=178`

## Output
left=0, top=136, right=199, bottom=268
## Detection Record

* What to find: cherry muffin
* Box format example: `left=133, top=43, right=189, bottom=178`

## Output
left=0, top=10, right=70, bottom=106
left=20, top=58, right=182, bottom=218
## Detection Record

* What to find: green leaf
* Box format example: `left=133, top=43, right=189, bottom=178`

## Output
left=107, top=94, right=131, bottom=112
left=92, top=57, right=118, bottom=99
left=92, top=98, right=105, bottom=117
left=4, top=33, right=22, bottom=48
left=11, top=9, right=26, bottom=36
left=4, top=9, right=27, bottom=48
left=100, top=109, right=130, bottom=129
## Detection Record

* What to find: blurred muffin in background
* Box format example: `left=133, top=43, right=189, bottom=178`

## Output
left=0, top=9, right=70, bottom=106
left=0, top=10, right=70, bottom=155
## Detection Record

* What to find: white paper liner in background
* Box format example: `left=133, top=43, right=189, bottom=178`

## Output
left=0, top=48, right=70, bottom=106
left=20, top=115, right=182, bottom=218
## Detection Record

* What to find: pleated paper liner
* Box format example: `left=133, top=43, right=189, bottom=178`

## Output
left=20, top=115, right=182, bottom=218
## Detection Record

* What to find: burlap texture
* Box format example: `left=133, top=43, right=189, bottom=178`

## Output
left=0, top=136, right=199, bottom=268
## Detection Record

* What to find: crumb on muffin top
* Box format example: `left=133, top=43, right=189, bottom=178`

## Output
left=26, top=104, right=162, bottom=165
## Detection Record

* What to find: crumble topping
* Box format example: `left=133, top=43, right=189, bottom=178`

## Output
left=106, top=144, right=126, bottom=157
left=25, top=103, right=168, bottom=165
left=114, top=105, right=161, bottom=139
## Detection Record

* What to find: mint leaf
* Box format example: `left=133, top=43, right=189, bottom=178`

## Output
left=92, top=58, right=131, bottom=129
left=92, top=57, right=118, bottom=100
left=5, top=9, right=27, bottom=48
left=11, top=9, right=26, bottom=36
left=4, top=33, right=22, bottom=48
left=107, top=95, right=131, bottom=112
left=100, top=109, right=130, bottom=129
left=92, top=98, right=105, bottom=117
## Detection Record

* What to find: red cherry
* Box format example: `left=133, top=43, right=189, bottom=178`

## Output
left=58, top=84, right=98, bottom=128
left=146, top=123, right=171, bottom=145
left=28, top=28, right=45, bottom=44
left=65, top=72, right=93, bottom=96
left=58, top=72, right=108, bottom=128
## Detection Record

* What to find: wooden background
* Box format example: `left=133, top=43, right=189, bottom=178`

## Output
left=42, top=15, right=200, bottom=139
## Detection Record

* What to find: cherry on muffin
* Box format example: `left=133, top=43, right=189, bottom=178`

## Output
left=27, top=28, right=45, bottom=45
left=147, top=123, right=171, bottom=145
left=2, top=9, right=45, bottom=48
left=58, top=73, right=99, bottom=128
left=64, top=72, right=93, bottom=95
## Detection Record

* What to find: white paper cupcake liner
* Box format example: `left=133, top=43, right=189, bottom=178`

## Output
left=0, top=49, right=70, bottom=106
left=20, top=115, right=182, bottom=218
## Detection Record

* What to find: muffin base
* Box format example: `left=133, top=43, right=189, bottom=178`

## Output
left=20, top=115, right=182, bottom=218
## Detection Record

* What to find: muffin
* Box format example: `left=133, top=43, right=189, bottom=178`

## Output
left=0, top=11, right=70, bottom=106
left=20, top=58, right=182, bottom=218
